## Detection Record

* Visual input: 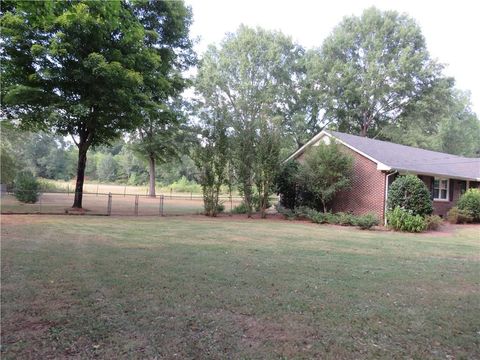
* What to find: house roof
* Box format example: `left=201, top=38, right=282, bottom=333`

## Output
left=286, top=130, right=480, bottom=181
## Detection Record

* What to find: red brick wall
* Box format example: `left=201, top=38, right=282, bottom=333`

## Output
left=331, top=146, right=386, bottom=219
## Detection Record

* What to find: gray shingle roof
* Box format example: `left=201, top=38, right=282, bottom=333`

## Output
left=327, top=131, right=480, bottom=181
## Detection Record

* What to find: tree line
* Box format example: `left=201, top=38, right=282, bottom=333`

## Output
left=1, top=2, right=479, bottom=213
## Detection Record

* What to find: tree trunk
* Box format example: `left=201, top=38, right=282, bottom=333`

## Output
left=148, top=154, right=156, bottom=197
left=72, top=144, right=88, bottom=208
left=360, top=112, right=370, bottom=137
left=322, top=200, right=327, bottom=213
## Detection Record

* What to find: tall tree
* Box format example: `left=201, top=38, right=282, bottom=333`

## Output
left=196, top=25, right=302, bottom=216
left=1, top=0, right=194, bottom=208
left=312, top=7, right=441, bottom=137
left=130, top=1, right=195, bottom=197
left=382, top=79, right=480, bottom=157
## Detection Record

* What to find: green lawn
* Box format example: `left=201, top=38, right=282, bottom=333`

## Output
left=1, top=215, right=479, bottom=359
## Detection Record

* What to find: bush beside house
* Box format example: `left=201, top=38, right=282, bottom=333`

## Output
left=447, top=188, right=480, bottom=223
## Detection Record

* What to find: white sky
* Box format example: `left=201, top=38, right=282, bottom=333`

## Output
left=186, top=0, right=480, bottom=114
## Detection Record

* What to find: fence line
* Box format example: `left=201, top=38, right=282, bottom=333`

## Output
left=1, top=190, right=264, bottom=216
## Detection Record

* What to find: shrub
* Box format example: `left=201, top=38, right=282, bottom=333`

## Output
left=14, top=171, right=40, bottom=203
left=355, top=213, right=380, bottom=230
left=216, top=202, right=225, bottom=214
left=457, top=188, right=480, bottom=221
left=446, top=207, right=474, bottom=224
left=283, top=206, right=379, bottom=230
left=231, top=202, right=248, bottom=214
left=275, top=161, right=299, bottom=209
left=336, top=212, right=356, bottom=226
left=387, top=175, right=433, bottom=216
left=276, top=204, right=296, bottom=219
left=387, top=206, right=427, bottom=232
left=424, top=215, right=443, bottom=230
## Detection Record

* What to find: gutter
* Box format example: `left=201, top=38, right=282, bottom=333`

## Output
left=384, top=170, right=398, bottom=226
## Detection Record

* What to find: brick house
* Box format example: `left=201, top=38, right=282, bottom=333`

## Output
left=286, top=130, right=480, bottom=220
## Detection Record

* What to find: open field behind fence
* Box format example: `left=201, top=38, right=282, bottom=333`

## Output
left=0, top=192, right=248, bottom=216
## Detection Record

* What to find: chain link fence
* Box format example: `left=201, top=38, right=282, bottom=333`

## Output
left=0, top=190, right=247, bottom=216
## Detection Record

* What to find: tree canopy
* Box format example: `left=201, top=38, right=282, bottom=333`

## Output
left=1, top=0, right=194, bottom=207
left=310, top=7, right=441, bottom=137
left=195, top=25, right=301, bottom=215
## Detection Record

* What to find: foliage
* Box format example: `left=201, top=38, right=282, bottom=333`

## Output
left=278, top=205, right=378, bottom=229
left=13, top=171, right=40, bottom=203
left=131, top=103, right=192, bottom=197
left=1, top=0, right=194, bottom=208
left=298, top=141, right=353, bottom=212
left=387, top=207, right=427, bottom=232
left=446, top=207, right=474, bottom=224
left=0, top=146, right=17, bottom=186
left=196, top=25, right=303, bottom=217
left=387, top=175, right=433, bottom=216
left=194, top=117, right=230, bottom=217
left=355, top=213, right=380, bottom=230
left=457, top=188, right=480, bottom=221
left=163, top=176, right=201, bottom=194
left=96, top=154, right=118, bottom=182
left=231, top=202, right=249, bottom=214
left=310, top=7, right=441, bottom=136
left=424, top=215, right=443, bottom=231
left=254, top=119, right=282, bottom=218
left=275, top=161, right=299, bottom=209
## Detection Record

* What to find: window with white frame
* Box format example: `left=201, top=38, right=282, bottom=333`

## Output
left=433, top=178, right=449, bottom=200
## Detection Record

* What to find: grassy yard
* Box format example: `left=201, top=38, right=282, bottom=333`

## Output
left=1, top=215, right=479, bottom=359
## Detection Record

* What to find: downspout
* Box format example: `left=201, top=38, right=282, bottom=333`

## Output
left=384, top=170, right=398, bottom=226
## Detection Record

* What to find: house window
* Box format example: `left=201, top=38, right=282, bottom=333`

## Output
left=433, top=178, right=449, bottom=200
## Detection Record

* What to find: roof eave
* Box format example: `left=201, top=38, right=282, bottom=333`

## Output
left=392, top=168, right=480, bottom=182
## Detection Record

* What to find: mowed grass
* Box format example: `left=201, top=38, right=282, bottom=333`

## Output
left=1, top=215, right=479, bottom=359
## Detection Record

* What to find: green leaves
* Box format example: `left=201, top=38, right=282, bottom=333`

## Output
left=1, top=0, right=194, bottom=207
left=298, top=141, right=353, bottom=212
left=311, top=7, right=440, bottom=136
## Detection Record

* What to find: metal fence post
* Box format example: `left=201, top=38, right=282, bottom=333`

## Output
left=159, top=194, right=164, bottom=216
left=107, top=192, right=112, bottom=216
left=39, top=192, right=42, bottom=213
left=170, top=188, right=172, bottom=199
left=124, top=185, right=126, bottom=197
left=135, top=195, right=139, bottom=216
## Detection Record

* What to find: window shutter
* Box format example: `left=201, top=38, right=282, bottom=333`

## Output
left=429, top=177, right=434, bottom=200
left=449, top=179, right=454, bottom=202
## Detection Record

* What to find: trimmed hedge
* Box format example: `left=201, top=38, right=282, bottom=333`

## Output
left=387, top=175, right=433, bottom=216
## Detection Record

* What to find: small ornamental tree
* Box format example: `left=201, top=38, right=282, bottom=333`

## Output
left=194, top=115, right=230, bottom=217
left=298, top=141, right=353, bottom=212
left=387, top=175, right=433, bottom=216
left=457, top=188, right=480, bottom=221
